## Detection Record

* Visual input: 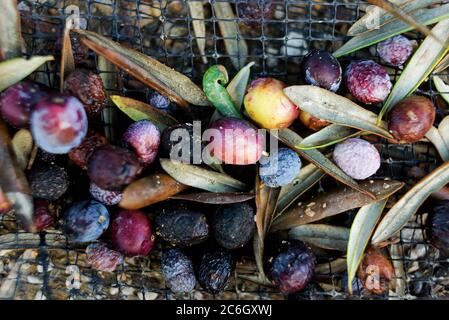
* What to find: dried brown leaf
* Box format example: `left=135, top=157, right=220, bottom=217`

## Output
left=170, top=192, right=254, bottom=204
left=75, top=29, right=209, bottom=108
left=270, top=180, right=404, bottom=232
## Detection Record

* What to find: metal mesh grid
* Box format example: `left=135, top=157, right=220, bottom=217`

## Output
left=0, top=0, right=448, bottom=300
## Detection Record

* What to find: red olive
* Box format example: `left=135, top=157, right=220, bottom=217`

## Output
left=388, top=96, right=435, bottom=143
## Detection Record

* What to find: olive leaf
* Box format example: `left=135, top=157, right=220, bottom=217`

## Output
left=0, top=120, right=34, bottom=232
left=283, top=86, right=393, bottom=140
left=378, top=20, right=449, bottom=121
left=346, top=199, right=387, bottom=295
left=0, top=0, right=22, bottom=61
left=348, top=0, right=439, bottom=36
left=277, top=163, right=325, bottom=215
left=11, top=129, right=33, bottom=171
left=227, top=61, right=255, bottom=111
left=210, top=61, right=255, bottom=122
left=160, top=158, right=247, bottom=192
left=75, top=29, right=209, bottom=108
left=203, top=65, right=242, bottom=118
left=60, top=26, right=75, bottom=92
left=120, top=173, right=189, bottom=210
left=333, top=3, right=449, bottom=57
left=425, top=122, right=449, bottom=161
left=0, top=56, right=54, bottom=92
left=289, top=224, right=350, bottom=252
left=299, top=124, right=357, bottom=148
left=270, top=180, right=404, bottom=232
left=366, top=0, right=442, bottom=43
left=435, top=53, right=449, bottom=73
left=433, top=75, right=449, bottom=104
left=170, top=192, right=254, bottom=204
left=254, top=173, right=281, bottom=280
left=98, top=56, right=118, bottom=141
left=275, top=129, right=376, bottom=199
left=212, top=2, right=248, bottom=70
left=111, top=95, right=178, bottom=131
left=372, top=161, right=449, bottom=244
left=187, top=0, right=207, bottom=64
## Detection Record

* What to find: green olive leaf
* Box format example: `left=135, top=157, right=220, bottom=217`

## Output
left=366, top=0, right=442, bottom=43
left=270, top=180, right=404, bottom=232
left=433, top=75, right=449, bottom=104
left=372, top=161, right=449, bottom=244
left=425, top=125, right=449, bottom=162
left=111, top=95, right=178, bottom=131
left=348, top=0, right=439, bottom=36
left=346, top=199, right=387, bottom=295
left=299, top=124, right=357, bottom=148
left=435, top=53, right=449, bottom=73
left=203, top=65, right=242, bottom=118
left=75, top=29, right=209, bottom=108
left=227, top=61, right=255, bottom=111
left=209, top=61, right=255, bottom=122
left=0, top=56, right=54, bottom=92
left=378, top=20, right=449, bottom=121
left=333, top=3, right=449, bottom=57
left=283, top=86, right=393, bottom=139
left=289, top=224, right=350, bottom=251
left=212, top=2, right=248, bottom=70
left=275, top=128, right=376, bottom=199
left=160, top=158, right=247, bottom=192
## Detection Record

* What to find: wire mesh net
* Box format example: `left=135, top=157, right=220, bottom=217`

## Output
left=0, top=0, right=448, bottom=300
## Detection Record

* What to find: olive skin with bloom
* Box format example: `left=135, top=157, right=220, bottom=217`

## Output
left=30, top=94, right=88, bottom=154
left=333, top=138, right=381, bottom=180
left=161, top=248, right=196, bottom=293
left=87, top=144, right=142, bottom=191
left=86, top=242, right=124, bottom=272
left=0, top=82, right=48, bottom=128
left=377, top=35, right=413, bottom=67
left=268, top=240, right=316, bottom=294
left=206, top=118, right=265, bottom=165
left=123, top=120, right=160, bottom=166
left=388, top=96, right=435, bottom=144
left=303, top=50, right=342, bottom=92
left=63, top=200, right=110, bottom=243
left=244, top=78, right=299, bottom=129
left=89, top=182, right=123, bottom=206
left=345, top=60, right=392, bottom=104
left=110, top=210, right=155, bottom=257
